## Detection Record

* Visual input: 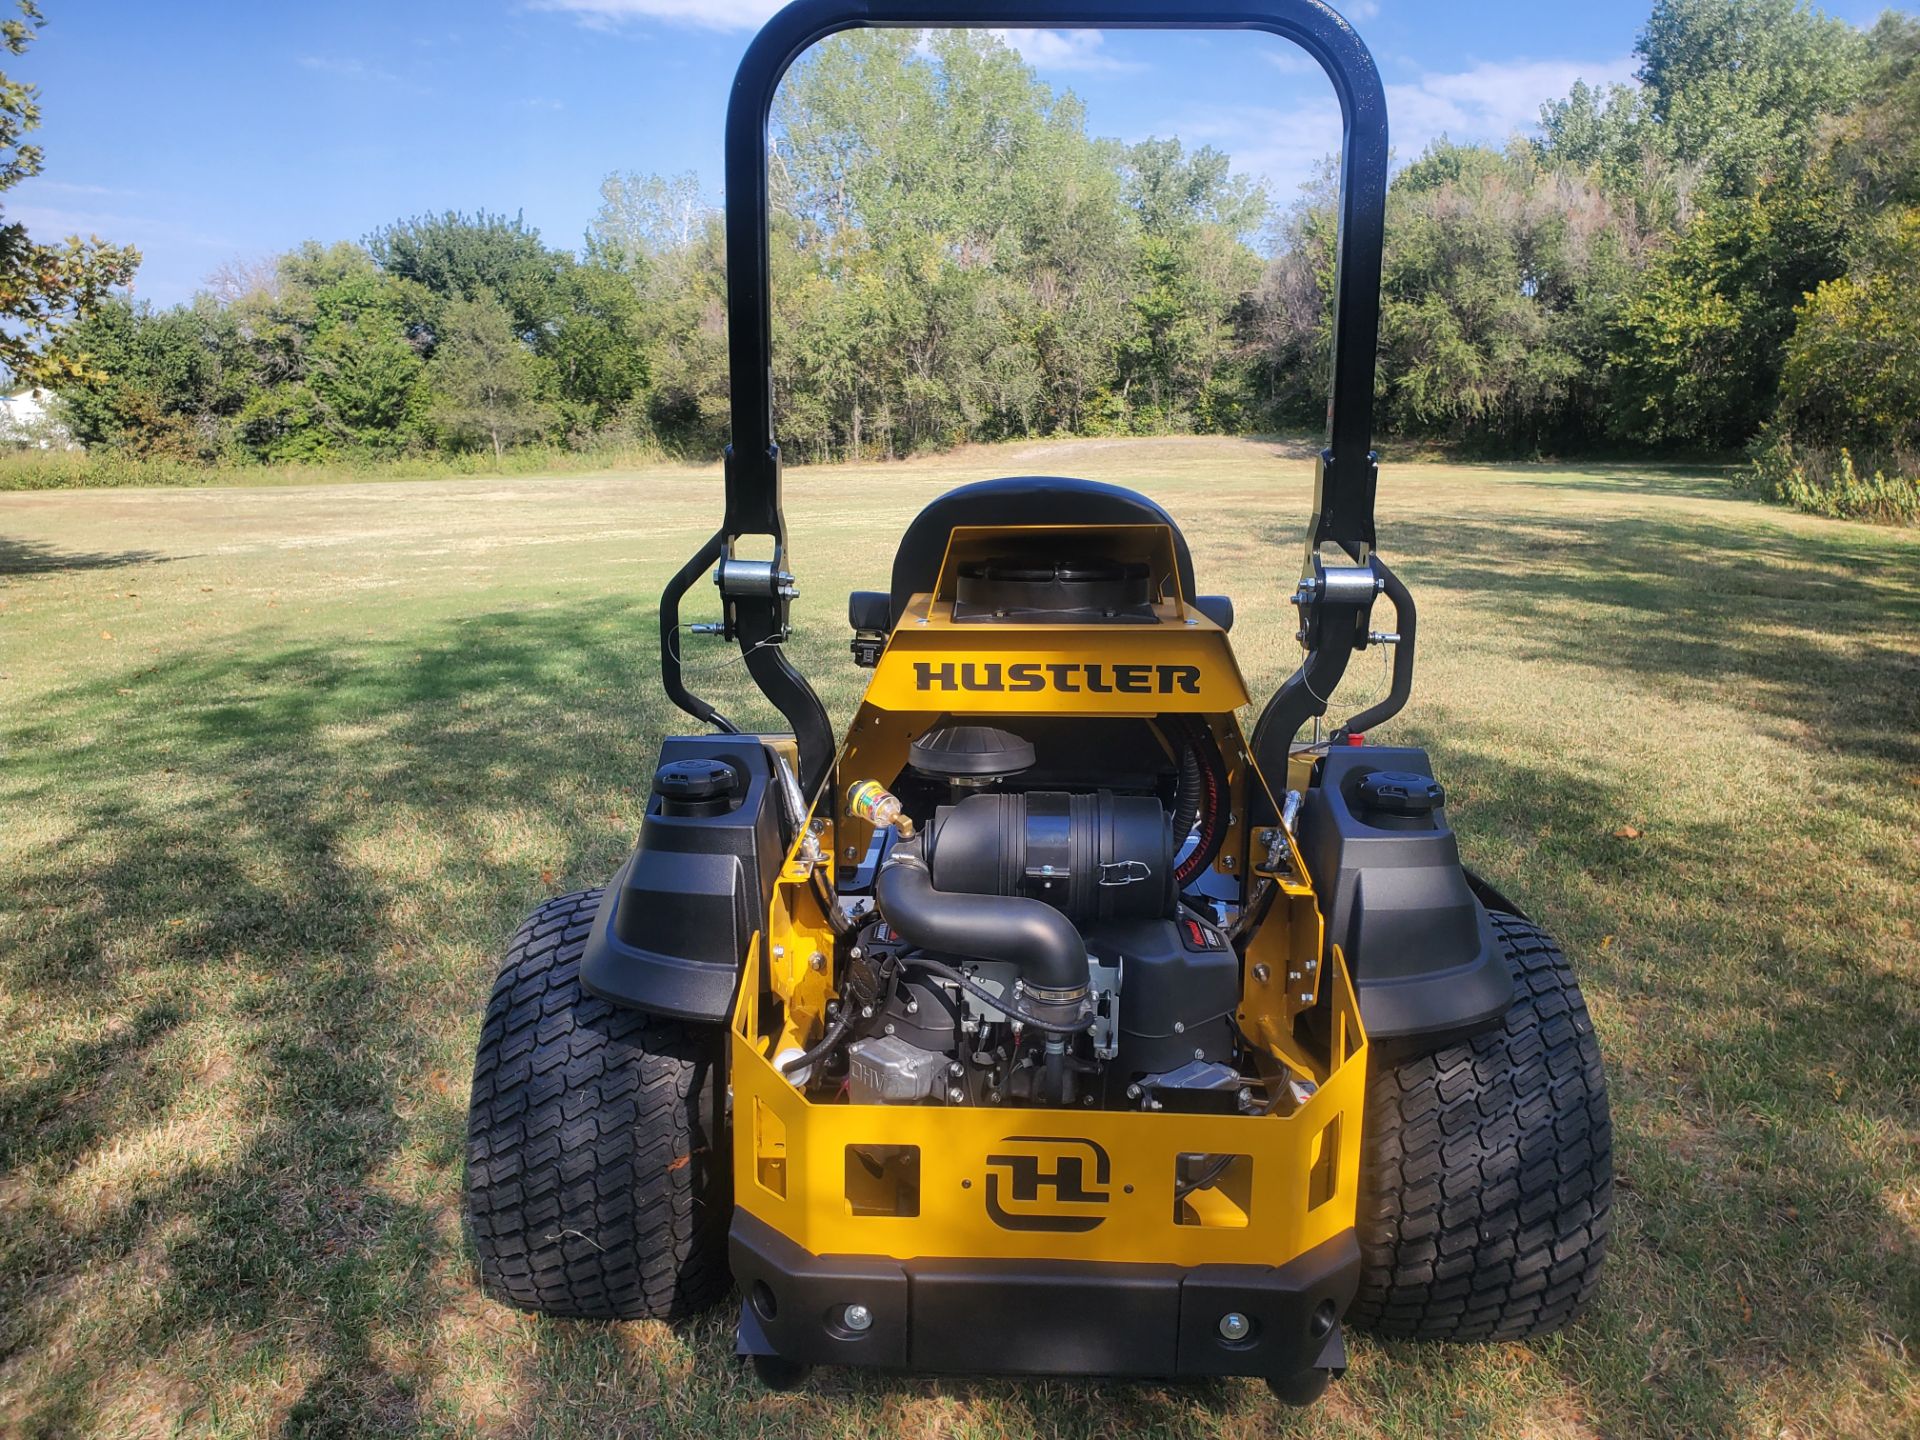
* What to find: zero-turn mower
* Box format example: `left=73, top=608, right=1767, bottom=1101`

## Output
left=465, top=0, right=1611, bottom=1405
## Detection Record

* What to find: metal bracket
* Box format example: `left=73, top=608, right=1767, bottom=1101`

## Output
left=716, top=558, right=798, bottom=600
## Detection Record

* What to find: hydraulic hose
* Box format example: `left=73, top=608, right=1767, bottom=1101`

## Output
left=1170, top=734, right=1203, bottom=862
left=778, top=1004, right=851, bottom=1077
left=1169, top=716, right=1229, bottom=889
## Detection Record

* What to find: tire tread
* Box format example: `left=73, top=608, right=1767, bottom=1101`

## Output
left=465, top=889, right=730, bottom=1321
left=1350, top=912, right=1612, bottom=1341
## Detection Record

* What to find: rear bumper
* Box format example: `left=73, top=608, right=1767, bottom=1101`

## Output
left=730, top=1208, right=1359, bottom=1382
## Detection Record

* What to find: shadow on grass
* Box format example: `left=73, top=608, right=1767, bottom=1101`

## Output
left=1375, top=509, right=1920, bottom=770
left=1404, top=740, right=1920, bottom=1432
left=1, top=487, right=1916, bottom=1437
left=1447, top=460, right=1740, bottom=503
left=0, top=600, right=698, bottom=1436
left=0, top=535, right=165, bottom=576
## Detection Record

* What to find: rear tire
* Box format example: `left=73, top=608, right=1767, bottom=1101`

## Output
left=1351, top=911, right=1612, bottom=1341
left=465, top=889, right=731, bottom=1320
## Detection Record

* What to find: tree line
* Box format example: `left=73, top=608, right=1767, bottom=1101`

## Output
left=37, top=1, right=1920, bottom=518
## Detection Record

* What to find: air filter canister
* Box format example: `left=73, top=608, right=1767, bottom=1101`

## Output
left=925, top=790, right=1173, bottom=922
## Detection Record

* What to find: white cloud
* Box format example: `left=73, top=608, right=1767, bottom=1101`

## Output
left=988, top=28, right=1142, bottom=73
left=1263, top=48, right=1321, bottom=77
left=1160, top=54, right=1635, bottom=209
left=1346, top=0, right=1381, bottom=19
left=7, top=203, right=234, bottom=254
left=531, top=0, right=784, bottom=29
left=1163, top=101, right=1344, bottom=203
left=1385, top=56, right=1637, bottom=151
left=22, top=179, right=141, bottom=199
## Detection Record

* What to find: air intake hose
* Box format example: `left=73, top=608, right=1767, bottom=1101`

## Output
left=874, top=838, right=1090, bottom=1029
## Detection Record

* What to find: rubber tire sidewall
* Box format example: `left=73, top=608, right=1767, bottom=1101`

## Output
left=1351, top=911, right=1613, bottom=1342
left=465, top=889, right=731, bottom=1321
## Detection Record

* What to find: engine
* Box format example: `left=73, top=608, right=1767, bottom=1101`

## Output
left=798, top=721, right=1272, bottom=1115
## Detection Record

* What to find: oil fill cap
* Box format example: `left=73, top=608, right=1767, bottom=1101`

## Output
left=1356, top=770, right=1445, bottom=817
left=653, top=757, right=741, bottom=815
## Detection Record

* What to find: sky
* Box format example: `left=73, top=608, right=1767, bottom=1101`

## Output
left=5, top=0, right=1896, bottom=306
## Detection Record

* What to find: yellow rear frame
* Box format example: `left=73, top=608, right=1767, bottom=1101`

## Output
left=734, top=523, right=1366, bottom=1269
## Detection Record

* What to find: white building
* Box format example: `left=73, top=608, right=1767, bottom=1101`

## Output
left=0, top=386, right=76, bottom=449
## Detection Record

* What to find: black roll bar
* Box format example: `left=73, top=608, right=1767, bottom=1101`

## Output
left=665, top=0, right=1394, bottom=798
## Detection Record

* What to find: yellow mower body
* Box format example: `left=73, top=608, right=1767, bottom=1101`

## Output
left=736, top=524, right=1366, bottom=1271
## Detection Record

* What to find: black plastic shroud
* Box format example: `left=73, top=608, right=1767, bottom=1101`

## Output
left=662, top=1, right=1392, bottom=796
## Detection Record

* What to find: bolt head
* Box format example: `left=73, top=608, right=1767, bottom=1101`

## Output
left=1253, top=963, right=1272, bottom=984
left=1125, top=1083, right=1142, bottom=1100
left=1172, top=1020, right=1185, bottom=1034
left=1218, top=1312, right=1251, bottom=1342
left=809, top=951, right=826, bottom=972
left=843, top=1303, right=873, bottom=1333
left=947, top=1086, right=965, bottom=1103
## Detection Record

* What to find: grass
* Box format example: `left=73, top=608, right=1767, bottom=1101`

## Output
left=1, top=434, right=1916, bottom=1439
left=0, top=442, right=671, bottom=493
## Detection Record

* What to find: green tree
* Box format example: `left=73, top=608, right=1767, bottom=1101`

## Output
left=1116, top=138, right=1268, bottom=429
left=544, top=260, right=650, bottom=439
left=1774, top=207, right=1920, bottom=450
left=428, top=289, right=553, bottom=462
left=0, top=1, right=139, bottom=385
left=1821, top=12, right=1920, bottom=213
left=590, top=171, right=711, bottom=273
left=366, top=210, right=559, bottom=338
left=1607, top=179, right=1846, bottom=447
left=1633, top=0, right=1869, bottom=195
left=57, top=298, right=249, bottom=458
left=227, top=244, right=432, bottom=461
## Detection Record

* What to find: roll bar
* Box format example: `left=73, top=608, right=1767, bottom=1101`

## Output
left=663, top=0, right=1394, bottom=797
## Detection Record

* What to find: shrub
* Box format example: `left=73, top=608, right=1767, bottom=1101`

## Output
left=1745, top=431, right=1920, bottom=524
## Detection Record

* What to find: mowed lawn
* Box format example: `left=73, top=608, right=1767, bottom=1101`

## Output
left=1, top=435, right=1916, bottom=1440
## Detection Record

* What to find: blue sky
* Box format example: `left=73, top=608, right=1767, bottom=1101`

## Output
left=6, top=0, right=1895, bottom=305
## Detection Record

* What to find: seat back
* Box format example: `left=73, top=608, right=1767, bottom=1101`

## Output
left=884, top=476, right=1198, bottom=630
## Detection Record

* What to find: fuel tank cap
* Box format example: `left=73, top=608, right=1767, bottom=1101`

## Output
left=652, top=756, right=741, bottom=816
left=1355, top=769, right=1445, bottom=817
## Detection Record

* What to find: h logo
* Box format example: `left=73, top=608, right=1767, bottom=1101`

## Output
left=983, top=1135, right=1113, bottom=1232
